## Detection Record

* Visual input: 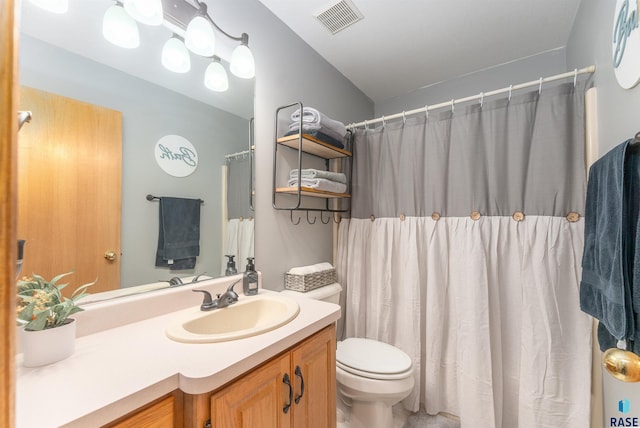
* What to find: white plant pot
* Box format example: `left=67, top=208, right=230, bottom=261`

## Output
left=21, top=318, right=76, bottom=367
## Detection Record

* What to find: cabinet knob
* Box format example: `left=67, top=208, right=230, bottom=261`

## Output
left=104, top=250, right=117, bottom=261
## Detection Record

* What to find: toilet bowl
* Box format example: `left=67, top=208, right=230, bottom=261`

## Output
left=281, top=283, right=415, bottom=428
left=336, top=337, right=414, bottom=428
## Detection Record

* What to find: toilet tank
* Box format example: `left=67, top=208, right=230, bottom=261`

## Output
left=281, top=283, right=342, bottom=304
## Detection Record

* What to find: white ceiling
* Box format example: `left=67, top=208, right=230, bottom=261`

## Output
left=257, top=0, right=583, bottom=103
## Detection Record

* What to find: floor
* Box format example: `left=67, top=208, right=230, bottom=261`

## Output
left=337, top=400, right=461, bottom=428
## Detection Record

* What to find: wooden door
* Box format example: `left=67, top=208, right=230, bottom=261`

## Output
left=210, top=353, right=292, bottom=428
left=291, top=325, right=337, bottom=428
left=17, top=86, right=122, bottom=296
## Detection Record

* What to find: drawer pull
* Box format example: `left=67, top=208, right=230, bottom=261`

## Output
left=283, top=373, right=293, bottom=414
left=294, top=366, right=305, bottom=404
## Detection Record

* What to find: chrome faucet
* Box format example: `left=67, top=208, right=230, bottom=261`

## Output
left=193, top=279, right=240, bottom=311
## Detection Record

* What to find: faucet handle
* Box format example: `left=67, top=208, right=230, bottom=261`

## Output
left=193, top=289, right=213, bottom=306
left=227, top=278, right=242, bottom=293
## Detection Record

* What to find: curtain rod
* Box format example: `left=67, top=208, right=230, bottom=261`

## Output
left=225, top=149, right=250, bottom=161
left=349, top=65, right=596, bottom=129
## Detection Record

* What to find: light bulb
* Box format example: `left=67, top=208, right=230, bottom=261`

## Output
left=103, top=3, right=140, bottom=49
left=161, top=37, right=191, bottom=73
left=185, top=15, right=215, bottom=57
left=28, top=0, right=69, bottom=14
left=123, top=0, right=163, bottom=26
left=204, top=61, right=229, bottom=92
left=230, top=44, right=255, bottom=79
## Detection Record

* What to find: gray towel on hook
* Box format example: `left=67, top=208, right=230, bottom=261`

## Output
left=580, top=140, right=640, bottom=352
left=155, top=197, right=201, bottom=270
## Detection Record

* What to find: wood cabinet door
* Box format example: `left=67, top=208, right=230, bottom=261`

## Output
left=104, top=391, right=182, bottom=428
left=17, top=86, right=122, bottom=296
left=291, top=325, right=337, bottom=428
left=210, top=353, right=292, bottom=428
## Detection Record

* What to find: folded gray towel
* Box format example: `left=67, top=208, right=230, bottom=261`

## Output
left=289, top=168, right=347, bottom=184
left=287, top=177, right=347, bottom=194
left=580, top=140, right=639, bottom=349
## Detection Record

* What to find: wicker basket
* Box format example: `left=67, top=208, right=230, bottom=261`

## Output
left=284, top=268, right=337, bottom=292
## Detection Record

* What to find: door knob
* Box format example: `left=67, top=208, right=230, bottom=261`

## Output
left=104, top=250, right=117, bottom=261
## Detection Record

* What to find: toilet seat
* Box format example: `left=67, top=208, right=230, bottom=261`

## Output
left=336, top=338, right=412, bottom=380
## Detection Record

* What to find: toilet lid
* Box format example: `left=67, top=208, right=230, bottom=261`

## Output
left=336, top=338, right=412, bottom=377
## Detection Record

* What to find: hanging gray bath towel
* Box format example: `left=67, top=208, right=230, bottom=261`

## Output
left=155, top=196, right=201, bottom=270
left=580, top=139, right=640, bottom=353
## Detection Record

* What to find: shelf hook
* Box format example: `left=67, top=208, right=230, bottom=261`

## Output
left=306, top=210, right=317, bottom=224
left=320, top=211, right=331, bottom=224
left=333, top=213, right=342, bottom=224
left=290, top=210, right=301, bottom=225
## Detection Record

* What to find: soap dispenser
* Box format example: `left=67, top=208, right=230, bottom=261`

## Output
left=225, top=255, right=237, bottom=276
left=243, top=257, right=258, bottom=295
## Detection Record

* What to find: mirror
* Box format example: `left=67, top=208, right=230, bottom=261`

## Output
left=17, top=0, right=255, bottom=300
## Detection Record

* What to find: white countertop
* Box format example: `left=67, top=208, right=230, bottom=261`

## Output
left=15, top=279, right=340, bottom=428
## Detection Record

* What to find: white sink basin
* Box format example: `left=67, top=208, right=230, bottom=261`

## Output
left=166, top=293, right=300, bottom=343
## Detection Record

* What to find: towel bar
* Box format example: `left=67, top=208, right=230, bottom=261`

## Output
left=146, top=194, right=204, bottom=204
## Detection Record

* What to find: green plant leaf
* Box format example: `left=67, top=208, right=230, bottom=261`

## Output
left=25, top=310, right=50, bottom=330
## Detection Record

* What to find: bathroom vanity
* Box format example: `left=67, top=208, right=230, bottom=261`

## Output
left=15, top=277, right=340, bottom=428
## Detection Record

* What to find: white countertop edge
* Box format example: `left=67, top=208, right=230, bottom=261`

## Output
left=60, top=376, right=180, bottom=428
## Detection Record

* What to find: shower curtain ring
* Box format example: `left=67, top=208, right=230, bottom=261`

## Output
left=424, top=105, right=429, bottom=120
left=382, top=115, right=386, bottom=128
left=402, top=111, right=406, bottom=124
left=538, top=77, right=543, bottom=94
left=364, top=120, right=368, bottom=131
left=508, top=84, right=513, bottom=102
left=573, top=68, right=578, bottom=87
left=450, top=99, right=455, bottom=113
left=480, top=92, right=484, bottom=108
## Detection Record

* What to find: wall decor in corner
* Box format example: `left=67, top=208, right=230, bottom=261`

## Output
left=154, top=134, right=198, bottom=177
left=613, top=0, right=640, bottom=89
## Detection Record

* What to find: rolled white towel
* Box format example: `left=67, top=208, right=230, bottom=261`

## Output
left=288, top=262, right=334, bottom=275
left=290, top=169, right=347, bottom=184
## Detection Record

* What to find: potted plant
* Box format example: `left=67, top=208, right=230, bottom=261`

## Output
left=16, top=272, right=94, bottom=367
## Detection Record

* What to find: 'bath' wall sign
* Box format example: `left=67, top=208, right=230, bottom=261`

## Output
left=154, top=135, right=198, bottom=177
left=613, top=0, right=640, bottom=89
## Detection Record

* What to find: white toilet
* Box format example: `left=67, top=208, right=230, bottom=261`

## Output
left=282, top=283, right=415, bottom=428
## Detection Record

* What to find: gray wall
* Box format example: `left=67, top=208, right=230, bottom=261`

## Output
left=566, top=0, right=640, bottom=155
left=374, top=49, right=567, bottom=119
left=19, top=35, right=249, bottom=288
left=231, top=0, right=374, bottom=289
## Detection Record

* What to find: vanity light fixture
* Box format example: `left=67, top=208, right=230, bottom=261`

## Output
left=184, top=1, right=256, bottom=80
left=185, top=3, right=216, bottom=57
left=34, top=0, right=255, bottom=91
left=161, top=35, right=191, bottom=73
left=123, top=0, right=164, bottom=26
left=102, top=2, right=141, bottom=49
left=204, top=56, right=229, bottom=92
left=229, top=33, right=255, bottom=79
left=27, top=0, right=69, bottom=14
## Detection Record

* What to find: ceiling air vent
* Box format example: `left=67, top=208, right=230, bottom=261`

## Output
left=314, top=0, right=363, bottom=35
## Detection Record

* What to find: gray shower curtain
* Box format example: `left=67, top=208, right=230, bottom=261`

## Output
left=336, top=81, right=593, bottom=427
